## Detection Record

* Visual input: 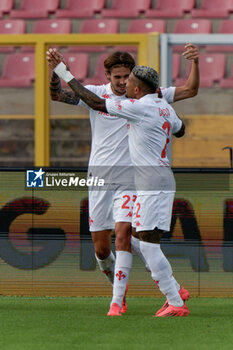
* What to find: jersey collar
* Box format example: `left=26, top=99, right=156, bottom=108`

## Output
left=106, top=83, right=115, bottom=96
left=140, top=92, right=158, bottom=101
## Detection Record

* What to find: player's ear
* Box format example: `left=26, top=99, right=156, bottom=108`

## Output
left=156, top=87, right=162, bottom=98
left=135, top=85, right=140, bottom=94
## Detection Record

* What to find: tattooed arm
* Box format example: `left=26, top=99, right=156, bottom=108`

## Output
left=47, top=48, right=107, bottom=112
left=68, top=78, right=107, bottom=113
left=49, top=71, right=80, bottom=105
left=47, top=49, right=79, bottom=105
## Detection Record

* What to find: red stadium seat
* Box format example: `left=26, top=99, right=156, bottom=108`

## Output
left=206, top=20, right=233, bottom=52
left=33, top=19, right=71, bottom=34
left=60, top=53, right=89, bottom=87
left=55, top=0, right=105, bottom=18
left=191, top=0, right=233, bottom=18
left=173, top=19, right=211, bottom=52
left=219, top=19, right=233, bottom=33
left=174, top=19, right=211, bottom=34
left=0, top=0, right=13, bottom=17
left=172, top=54, right=180, bottom=82
left=21, top=19, right=71, bottom=52
left=101, top=0, right=151, bottom=18
left=0, top=53, right=34, bottom=87
left=145, top=0, right=195, bottom=18
left=128, top=19, right=166, bottom=33
left=115, top=19, right=166, bottom=52
left=67, top=19, right=119, bottom=53
left=10, top=0, right=59, bottom=19
left=175, top=53, right=226, bottom=87
left=83, top=54, right=109, bottom=86
left=80, top=19, right=119, bottom=34
left=0, top=20, right=25, bottom=52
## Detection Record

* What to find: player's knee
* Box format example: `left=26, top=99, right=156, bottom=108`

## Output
left=91, top=230, right=112, bottom=259
left=115, top=222, right=131, bottom=236
left=139, top=228, right=162, bottom=243
left=115, top=234, right=131, bottom=249
left=115, top=229, right=131, bottom=251
left=95, top=246, right=111, bottom=260
left=93, top=239, right=111, bottom=260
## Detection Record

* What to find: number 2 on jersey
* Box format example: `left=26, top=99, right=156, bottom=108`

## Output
left=161, top=121, right=171, bottom=158
left=121, top=194, right=137, bottom=209
left=122, top=195, right=130, bottom=209
left=135, top=202, right=141, bottom=218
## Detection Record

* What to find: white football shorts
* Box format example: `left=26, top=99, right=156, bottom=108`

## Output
left=132, top=191, right=175, bottom=232
left=88, top=189, right=137, bottom=232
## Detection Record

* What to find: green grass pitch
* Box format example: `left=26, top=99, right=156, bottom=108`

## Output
left=0, top=297, right=232, bottom=350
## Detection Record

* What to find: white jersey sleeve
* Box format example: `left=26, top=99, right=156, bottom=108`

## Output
left=160, top=86, right=175, bottom=104
left=106, top=98, right=141, bottom=122
left=171, top=112, right=182, bottom=134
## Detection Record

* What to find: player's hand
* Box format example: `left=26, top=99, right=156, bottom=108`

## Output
left=182, top=43, right=199, bottom=63
left=46, top=48, right=69, bottom=71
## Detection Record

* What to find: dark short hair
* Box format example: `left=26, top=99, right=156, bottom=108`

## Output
left=104, top=51, right=135, bottom=72
left=132, top=65, right=159, bottom=91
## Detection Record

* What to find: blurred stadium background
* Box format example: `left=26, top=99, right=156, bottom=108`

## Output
left=0, top=0, right=232, bottom=298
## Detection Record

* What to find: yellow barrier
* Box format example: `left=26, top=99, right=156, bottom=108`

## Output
left=0, top=33, right=160, bottom=166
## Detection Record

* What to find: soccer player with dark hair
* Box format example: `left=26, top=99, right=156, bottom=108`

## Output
left=49, top=50, right=137, bottom=314
left=47, top=46, right=198, bottom=316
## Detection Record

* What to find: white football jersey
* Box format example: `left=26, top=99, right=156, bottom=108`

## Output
left=78, top=84, right=175, bottom=167
left=161, top=86, right=175, bottom=104
left=106, top=93, right=182, bottom=166
left=78, top=83, right=132, bottom=167
left=106, top=93, right=182, bottom=192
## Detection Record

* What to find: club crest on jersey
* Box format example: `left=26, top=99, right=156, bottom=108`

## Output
left=102, top=93, right=110, bottom=99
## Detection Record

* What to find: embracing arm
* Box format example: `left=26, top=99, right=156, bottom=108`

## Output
left=68, top=78, right=107, bottom=113
left=69, top=75, right=136, bottom=120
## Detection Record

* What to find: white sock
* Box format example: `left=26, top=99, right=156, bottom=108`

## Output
left=131, top=236, right=151, bottom=272
left=172, top=276, right=181, bottom=292
left=140, top=241, right=183, bottom=307
left=95, top=252, right=115, bottom=285
left=111, top=251, right=132, bottom=308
